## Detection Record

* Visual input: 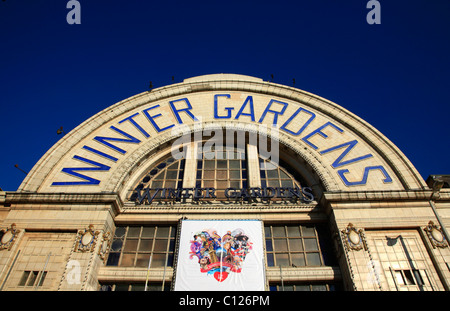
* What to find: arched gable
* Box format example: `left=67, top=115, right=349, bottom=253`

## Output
left=19, top=74, right=427, bottom=198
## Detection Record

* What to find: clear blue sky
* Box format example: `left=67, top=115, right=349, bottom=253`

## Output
left=0, top=0, right=449, bottom=191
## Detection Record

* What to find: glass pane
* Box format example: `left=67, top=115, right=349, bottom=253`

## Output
left=168, top=239, right=175, bottom=252
left=121, top=253, right=135, bottom=266
left=267, top=253, right=274, bottom=266
left=106, top=253, right=120, bottom=266
left=302, top=226, right=316, bottom=237
left=37, top=271, right=47, bottom=287
left=311, top=285, right=327, bottom=291
left=291, top=253, right=306, bottom=266
left=229, top=160, right=240, bottom=169
left=127, top=227, right=141, bottom=238
left=266, top=239, right=273, bottom=252
left=272, top=227, right=286, bottom=237
left=124, top=239, right=139, bottom=252
left=414, top=270, right=424, bottom=286
left=114, top=227, right=126, bottom=238
left=166, top=170, right=178, bottom=179
left=204, top=160, right=215, bottom=169
left=306, top=253, right=321, bottom=266
left=289, top=239, right=303, bottom=251
left=295, top=285, right=310, bottom=291
left=217, top=180, right=228, bottom=189
left=156, top=227, right=170, bottom=237
left=151, top=254, right=167, bottom=267
left=164, top=181, right=176, bottom=188
left=287, top=226, right=301, bottom=237
left=114, top=284, right=130, bottom=291
left=111, top=239, right=123, bottom=252
left=279, top=170, right=290, bottom=179
left=136, top=253, right=151, bottom=267
left=275, top=253, right=289, bottom=266
left=151, top=181, right=163, bottom=189
left=281, top=180, right=293, bottom=187
left=169, top=227, right=176, bottom=238
left=141, top=227, right=155, bottom=238
left=274, top=239, right=288, bottom=251
left=395, top=271, right=405, bottom=285
left=154, top=239, right=168, bottom=251
left=19, top=271, right=30, bottom=286
left=304, top=238, right=318, bottom=251
left=229, top=170, right=240, bottom=179
left=403, top=270, right=416, bottom=285
left=266, top=170, right=279, bottom=179
left=267, top=179, right=280, bottom=187
left=217, top=160, right=227, bottom=168
left=204, top=171, right=215, bottom=179
left=216, top=170, right=227, bottom=179
left=154, top=172, right=165, bottom=179
left=264, top=227, right=271, bottom=238
left=230, top=181, right=240, bottom=188
left=204, top=180, right=214, bottom=188
left=138, top=239, right=153, bottom=252
left=130, top=284, right=146, bottom=291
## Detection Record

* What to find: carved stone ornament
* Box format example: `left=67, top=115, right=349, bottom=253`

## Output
left=424, top=221, right=448, bottom=249
left=98, top=231, right=112, bottom=263
left=0, top=223, right=20, bottom=251
left=75, top=224, right=100, bottom=253
left=342, top=223, right=367, bottom=251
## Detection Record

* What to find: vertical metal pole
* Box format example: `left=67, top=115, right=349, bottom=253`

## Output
left=35, top=252, right=51, bottom=290
left=144, top=254, right=152, bottom=291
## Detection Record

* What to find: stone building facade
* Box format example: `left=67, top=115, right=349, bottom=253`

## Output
left=0, top=74, right=448, bottom=291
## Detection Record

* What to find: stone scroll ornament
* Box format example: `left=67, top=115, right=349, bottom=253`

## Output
left=98, top=231, right=112, bottom=263
left=75, top=224, right=100, bottom=253
left=189, top=228, right=253, bottom=282
left=424, top=221, right=448, bottom=249
left=342, top=223, right=367, bottom=251
left=0, top=223, right=20, bottom=251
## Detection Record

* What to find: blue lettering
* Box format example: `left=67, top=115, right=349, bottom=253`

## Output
left=51, top=155, right=111, bottom=186
left=169, top=98, right=198, bottom=124
left=302, top=122, right=343, bottom=150
left=142, top=104, right=175, bottom=132
left=93, top=126, right=141, bottom=154
left=214, top=94, right=233, bottom=119
left=320, top=140, right=373, bottom=168
left=118, top=112, right=150, bottom=138
left=235, top=96, right=255, bottom=121
left=258, top=99, right=288, bottom=126
left=280, top=107, right=315, bottom=136
left=82, top=145, right=118, bottom=162
left=338, top=165, right=393, bottom=186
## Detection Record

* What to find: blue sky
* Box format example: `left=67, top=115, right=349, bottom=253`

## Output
left=0, top=0, right=449, bottom=191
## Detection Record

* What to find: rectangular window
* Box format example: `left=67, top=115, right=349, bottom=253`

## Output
left=269, top=282, right=340, bottom=291
left=18, top=270, right=47, bottom=287
left=264, top=225, right=332, bottom=267
left=106, top=225, right=176, bottom=268
left=99, top=282, right=171, bottom=291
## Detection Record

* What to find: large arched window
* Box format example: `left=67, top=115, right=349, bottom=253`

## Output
left=129, top=140, right=313, bottom=204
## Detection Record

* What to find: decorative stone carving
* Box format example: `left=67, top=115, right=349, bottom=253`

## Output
left=98, top=231, right=112, bottom=263
left=0, top=223, right=20, bottom=251
left=75, top=224, right=100, bottom=253
left=342, top=223, right=367, bottom=251
left=424, top=221, right=448, bottom=249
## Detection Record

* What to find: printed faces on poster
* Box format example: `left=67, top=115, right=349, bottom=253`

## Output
left=174, top=220, right=265, bottom=291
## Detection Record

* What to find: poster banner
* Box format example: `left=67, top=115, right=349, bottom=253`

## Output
left=174, top=219, right=265, bottom=291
